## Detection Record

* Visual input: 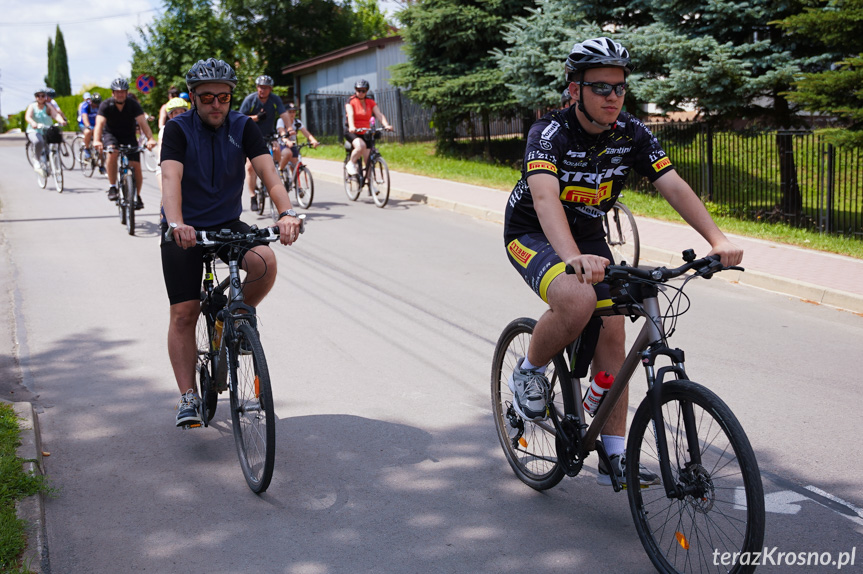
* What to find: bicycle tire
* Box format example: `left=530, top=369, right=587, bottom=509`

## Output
left=59, top=139, right=75, bottom=170
left=141, top=136, right=158, bottom=172
left=70, top=136, right=83, bottom=170
left=196, top=308, right=217, bottom=424
left=229, top=322, right=275, bottom=493
left=369, top=156, right=390, bottom=208
left=50, top=148, right=64, bottom=193
left=80, top=149, right=96, bottom=178
left=124, top=174, right=135, bottom=234
left=344, top=160, right=361, bottom=201
left=605, top=202, right=640, bottom=267
left=294, top=165, right=314, bottom=209
left=25, top=140, right=34, bottom=167
left=256, top=186, right=266, bottom=216
left=626, top=380, right=765, bottom=574
left=36, top=154, right=47, bottom=189
left=491, top=317, right=566, bottom=490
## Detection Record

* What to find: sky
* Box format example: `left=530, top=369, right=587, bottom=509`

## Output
left=0, top=0, right=402, bottom=117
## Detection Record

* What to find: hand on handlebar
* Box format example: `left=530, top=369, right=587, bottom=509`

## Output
left=169, top=223, right=197, bottom=249
left=565, top=254, right=610, bottom=284
left=276, top=213, right=303, bottom=246
left=706, top=239, right=743, bottom=268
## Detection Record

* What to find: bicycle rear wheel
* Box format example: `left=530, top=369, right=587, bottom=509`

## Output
left=491, top=317, right=565, bottom=490
left=627, top=380, right=764, bottom=574
left=294, top=165, right=314, bottom=209
left=229, top=322, right=275, bottom=493
left=59, top=139, right=75, bottom=170
left=71, top=137, right=84, bottom=170
left=50, top=149, right=64, bottom=193
left=124, top=174, right=135, bottom=235
left=369, top=156, right=390, bottom=208
left=605, top=202, right=639, bottom=267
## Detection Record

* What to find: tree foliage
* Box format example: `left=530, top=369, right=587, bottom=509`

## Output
left=44, top=27, right=72, bottom=96
left=222, top=0, right=393, bottom=83
left=390, top=0, right=535, bottom=148
left=775, top=0, right=863, bottom=146
left=130, top=0, right=240, bottom=117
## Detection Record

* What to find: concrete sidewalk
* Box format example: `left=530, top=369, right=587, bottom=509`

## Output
left=305, top=156, right=863, bottom=314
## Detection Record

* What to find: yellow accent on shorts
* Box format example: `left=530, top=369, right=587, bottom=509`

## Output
left=539, top=262, right=566, bottom=303
left=596, top=298, right=613, bottom=309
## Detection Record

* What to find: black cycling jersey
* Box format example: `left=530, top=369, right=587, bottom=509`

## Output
left=504, top=108, right=674, bottom=242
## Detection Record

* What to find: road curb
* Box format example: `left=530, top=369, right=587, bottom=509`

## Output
left=315, top=171, right=863, bottom=314
left=7, top=400, right=49, bottom=574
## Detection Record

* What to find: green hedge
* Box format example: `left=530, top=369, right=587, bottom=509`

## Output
left=5, top=88, right=110, bottom=133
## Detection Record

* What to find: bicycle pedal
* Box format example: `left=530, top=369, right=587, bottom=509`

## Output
left=180, top=422, right=203, bottom=429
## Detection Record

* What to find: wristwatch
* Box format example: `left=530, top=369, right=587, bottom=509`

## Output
left=278, top=209, right=298, bottom=219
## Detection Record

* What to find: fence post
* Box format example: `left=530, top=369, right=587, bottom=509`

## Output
left=396, top=88, right=405, bottom=145
left=706, top=123, right=714, bottom=202
left=825, top=143, right=835, bottom=233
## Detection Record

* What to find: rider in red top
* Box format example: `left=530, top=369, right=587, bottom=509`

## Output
left=344, top=79, right=392, bottom=175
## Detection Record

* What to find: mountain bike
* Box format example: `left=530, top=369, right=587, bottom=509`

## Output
left=343, top=127, right=390, bottom=208
left=491, top=250, right=765, bottom=573
left=605, top=201, right=639, bottom=267
left=108, top=145, right=143, bottom=236
left=169, top=220, right=305, bottom=493
left=280, top=141, right=315, bottom=210
left=32, top=126, right=64, bottom=192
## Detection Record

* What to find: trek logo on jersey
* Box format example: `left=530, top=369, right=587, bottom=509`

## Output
left=507, top=239, right=537, bottom=268
left=560, top=181, right=613, bottom=205
left=559, top=165, right=628, bottom=183
left=540, top=120, right=561, bottom=140
left=652, top=157, right=672, bottom=172
left=527, top=160, right=557, bottom=174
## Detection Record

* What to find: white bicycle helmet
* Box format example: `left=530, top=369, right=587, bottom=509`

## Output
left=565, top=37, right=632, bottom=82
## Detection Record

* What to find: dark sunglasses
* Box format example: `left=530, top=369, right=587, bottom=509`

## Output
left=580, top=81, right=627, bottom=97
left=196, top=92, right=232, bottom=105
left=356, top=88, right=368, bottom=93
left=35, top=94, right=46, bottom=98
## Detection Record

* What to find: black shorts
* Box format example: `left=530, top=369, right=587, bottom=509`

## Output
left=505, top=223, right=612, bottom=305
left=102, top=132, right=140, bottom=163
left=160, top=219, right=267, bottom=305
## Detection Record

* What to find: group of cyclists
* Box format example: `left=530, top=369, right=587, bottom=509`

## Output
left=21, top=37, right=743, bottom=494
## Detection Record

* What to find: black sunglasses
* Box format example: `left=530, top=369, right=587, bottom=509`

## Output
left=580, top=81, right=627, bottom=97
left=356, top=88, right=368, bottom=93
left=196, top=92, right=232, bottom=105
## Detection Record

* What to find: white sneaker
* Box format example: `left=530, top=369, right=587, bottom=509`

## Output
left=34, top=164, right=46, bottom=177
left=345, top=161, right=358, bottom=176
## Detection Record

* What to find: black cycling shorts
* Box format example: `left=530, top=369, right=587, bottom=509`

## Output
left=160, top=219, right=268, bottom=305
left=102, top=132, right=140, bottom=163
left=505, top=225, right=612, bottom=306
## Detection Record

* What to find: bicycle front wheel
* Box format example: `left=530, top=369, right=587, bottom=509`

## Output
left=124, top=175, right=135, bottom=235
left=59, top=139, right=75, bottom=170
left=50, top=149, right=64, bottom=193
left=229, top=322, right=275, bottom=493
left=491, top=317, right=565, bottom=490
left=196, top=307, right=217, bottom=424
left=25, top=141, right=34, bottom=167
left=627, top=380, right=765, bottom=574
left=294, top=165, right=314, bottom=209
left=344, top=161, right=361, bottom=201
left=369, top=156, right=390, bottom=208
left=605, top=201, right=640, bottom=267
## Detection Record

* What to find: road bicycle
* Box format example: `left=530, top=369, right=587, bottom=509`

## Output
left=343, top=127, right=390, bottom=208
left=108, top=145, right=144, bottom=236
left=169, top=220, right=305, bottom=493
left=605, top=200, right=640, bottom=267
left=31, top=126, right=64, bottom=192
left=280, top=141, right=315, bottom=210
left=491, top=250, right=765, bottom=573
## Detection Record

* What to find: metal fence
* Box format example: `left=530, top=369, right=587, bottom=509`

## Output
left=305, top=88, right=530, bottom=144
left=630, top=122, right=863, bottom=237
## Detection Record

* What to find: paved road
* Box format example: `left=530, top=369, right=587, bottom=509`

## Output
left=1, top=137, right=861, bottom=572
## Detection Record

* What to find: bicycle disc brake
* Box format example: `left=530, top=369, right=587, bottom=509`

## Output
left=555, top=414, right=584, bottom=476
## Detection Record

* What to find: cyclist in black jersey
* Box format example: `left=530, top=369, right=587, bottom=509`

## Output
left=503, top=37, right=743, bottom=487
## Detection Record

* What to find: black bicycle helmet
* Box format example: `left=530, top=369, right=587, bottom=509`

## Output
left=186, top=58, right=238, bottom=91
left=564, top=37, right=632, bottom=82
left=355, top=79, right=370, bottom=91
left=91, top=93, right=103, bottom=105
left=110, top=78, right=129, bottom=91
left=255, top=75, right=274, bottom=87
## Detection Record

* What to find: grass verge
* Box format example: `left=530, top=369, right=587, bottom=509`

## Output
left=304, top=139, right=863, bottom=259
left=0, top=403, right=51, bottom=574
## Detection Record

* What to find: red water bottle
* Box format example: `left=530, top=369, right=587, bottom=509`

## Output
left=583, top=371, right=614, bottom=417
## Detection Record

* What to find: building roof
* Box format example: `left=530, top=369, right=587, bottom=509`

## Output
left=280, top=35, right=402, bottom=76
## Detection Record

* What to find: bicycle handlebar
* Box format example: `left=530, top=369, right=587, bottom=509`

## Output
left=164, top=215, right=306, bottom=244
left=565, top=250, right=744, bottom=283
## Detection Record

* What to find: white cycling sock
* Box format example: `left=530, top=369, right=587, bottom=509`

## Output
left=601, top=435, right=625, bottom=457
left=521, top=356, right=547, bottom=374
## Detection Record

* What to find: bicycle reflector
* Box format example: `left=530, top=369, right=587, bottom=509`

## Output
left=675, top=532, right=690, bottom=550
